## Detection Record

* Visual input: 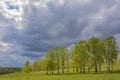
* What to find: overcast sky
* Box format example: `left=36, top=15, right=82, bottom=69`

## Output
left=0, top=0, right=120, bottom=67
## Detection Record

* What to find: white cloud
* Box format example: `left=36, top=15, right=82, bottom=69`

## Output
left=0, top=0, right=27, bottom=30
left=0, top=42, right=9, bottom=52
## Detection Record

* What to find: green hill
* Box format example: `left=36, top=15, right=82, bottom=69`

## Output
left=0, top=67, right=21, bottom=75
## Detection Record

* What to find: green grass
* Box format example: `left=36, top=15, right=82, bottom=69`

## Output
left=0, top=71, right=120, bottom=80
left=0, top=62, right=120, bottom=80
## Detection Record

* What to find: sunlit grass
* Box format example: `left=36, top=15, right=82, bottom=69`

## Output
left=0, top=70, right=120, bottom=80
left=0, top=62, right=120, bottom=80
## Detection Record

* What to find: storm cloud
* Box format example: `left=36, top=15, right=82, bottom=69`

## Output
left=0, top=0, right=120, bottom=67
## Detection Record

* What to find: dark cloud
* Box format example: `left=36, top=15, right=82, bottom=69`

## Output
left=22, top=51, right=44, bottom=58
left=20, top=0, right=120, bottom=53
left=0, top=0, right=120, bottom=66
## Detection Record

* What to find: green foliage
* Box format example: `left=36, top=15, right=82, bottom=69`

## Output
left=73, top=40, right=89, bottom=73
left=22, top=60, right=31, bottom=73
left=44, top=49, right=56, bottom=74
left=103, top=36, right=118, bottom=71
left=22, top=36, right=119, bottom=74
left=32, top=60, right=43, bottom=72
left=88, top=37, right=101, bottom=72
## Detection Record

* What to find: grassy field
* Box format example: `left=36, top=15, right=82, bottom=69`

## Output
left=0, top=62, right=120, bottom=80
left=0, top=71, right=120, bottom=80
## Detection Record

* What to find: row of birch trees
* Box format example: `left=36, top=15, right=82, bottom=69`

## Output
left=22, top=36, right=119, bottom=74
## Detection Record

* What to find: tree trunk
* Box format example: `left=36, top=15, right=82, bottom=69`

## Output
left=95, top=64, right=98, bottom=72
left=46, top=68, right=48, bottom=74
left=67, top=61, right=69, bottom=72
left=95, top=67, right=97, bottom=72
left=67, top=66, right=69, bottom=72
left=88, top=62, right=91, bottom=72
left=88, top=67, right=90, bottom=72
left=76, top=66, right=78, bottom=72
left=62, top=66, right=64, bottom=74
left=57, top=60, right=60, bottom=74
left=80, top=66, right=82, bottom=73
left=111, top=61, right=113, bottom=71
left=107, top=60, right=111, bottom=72
left=57, top=66, right=59, bottom=74
left=52, top=70, right=54, bottom=75
left=62, top=61, right=65, bottom=74
left=99, top=62, right=101, bottom=71
left=73, top=66, right=75, bottom=72
left=83, top=66, right=85, bottom=74
left=111, top=63, right=113, bottom=71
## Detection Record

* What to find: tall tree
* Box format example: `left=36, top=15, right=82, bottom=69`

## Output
left=44, top=49, right=56, bottom=75
left=86, top=41, right=93, bottom=72
left=69, top=47, right=76, bottom=72
left=103, top=36, right=118, bottom=71
left=97, top=40, right=104, bottom=71
left=72, top=50, right=80, bottom=72
left=60, top=46, right=68, bottom=74
left=22, top=60, right=31, bottom=80
left=54, top=46, right=61, bottom=74
left=32, top=60, right=39, bottom=72
left=23, top=60, right=31, bottom=73
left=88, top=37, right=100, bottom=72
left=74, top=40, right=88, bottom=73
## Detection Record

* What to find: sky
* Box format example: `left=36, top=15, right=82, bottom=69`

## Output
left=0, top=0, right=120, bottom=67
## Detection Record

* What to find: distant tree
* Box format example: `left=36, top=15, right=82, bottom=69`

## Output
left=22, top=60, right=31, bottom=73
left=22, top=67, right=26, bottom=72
left=32, top=60, right=41, bottom=72
left=22, top=60, right=31, bottom=80
left=38, top=60, right=44, bottom=71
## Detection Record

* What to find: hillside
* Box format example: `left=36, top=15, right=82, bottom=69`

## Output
left=0, top=67, right=21, bottom=75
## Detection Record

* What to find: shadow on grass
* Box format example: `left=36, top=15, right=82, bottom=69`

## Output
left=45, top=70, right=120, bottom=75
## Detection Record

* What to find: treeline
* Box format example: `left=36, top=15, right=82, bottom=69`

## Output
left=0, top=67, right=21, bottom=75
left=22, top=36, right=119, bottom=74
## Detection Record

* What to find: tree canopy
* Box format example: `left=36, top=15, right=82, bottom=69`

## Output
left=22, top=36, right=119, bottom=74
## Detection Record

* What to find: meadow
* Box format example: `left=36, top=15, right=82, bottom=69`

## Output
left=0, top=61, right=120, bottom=80
left=0, top=71, right=120, bottom=80
left=1, top=57, right=120, bottom=80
